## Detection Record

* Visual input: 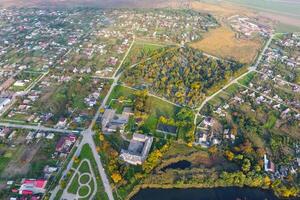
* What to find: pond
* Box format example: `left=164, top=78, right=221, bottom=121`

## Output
left=161, top=160, right=191, bottom=171
left=131, top=187, right=281, bottom=200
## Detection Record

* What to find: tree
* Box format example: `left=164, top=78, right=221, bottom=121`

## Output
left=73, top=156, right=80, bottom=164
left=111, top=173, right=122, bottom=184
left=256, top=147, right=266, bottom=158
left=235, top=154, right=244, bottom=160
left=240, top=139, right=253, bottom=154
left=208, top=145, right=218, bottom=155
left=263, top=176, right=271, bottom=187
left=142, top=149, right=163, bottom=173
left=176, top=107, right=194, bottom=121
left=60, top=180, right=66, bottom=189
left=242, top=158, right=251, bottom=172
left=254, top=164, right=261, bottom=172
left=99, top=134, right=104, bottom=142
left=96, top=146, right=101, bottom=152
left=231, top=125, right=238, bottom=136
left=224, top=150, right=234, bottom=161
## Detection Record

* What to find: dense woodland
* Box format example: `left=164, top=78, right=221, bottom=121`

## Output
left=122, top=46, right=244, bottom=107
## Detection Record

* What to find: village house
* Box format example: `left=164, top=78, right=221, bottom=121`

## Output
left=0, top=127, right=11, bottom=138
left=264, top=154, right=275, bottom=173
left=55, top=117, right=67, bottom=128
left=202, top=117, right=214, bottom=128
left=43, top=165, right=58, bottom=179
left=196, top=129, right=209, bottom=148
left=18, top=179, right=47, bottom=195
left=55, top=134, right=77, bottom=153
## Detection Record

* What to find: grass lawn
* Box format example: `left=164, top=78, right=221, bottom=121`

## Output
left=105, top=134, right=129, bottom=152
left=264, top=111, right=278, bottom=129
left=67, top=173, right=80, bottom=194
left=123, top=42, right=166, bottom=69
left=224, top=83, right=241, bottom=95
left=238, top=71, right=256, bottom=86
left=0, top=157, right=10, bottom=174
left=78, top=185, right=90, bottom=196
left=53, top=189, right=63, bottom=200
left=80, top=174, right=90, bottom=184
left=78, top=161, right=91, bottom=174
left=107, top=85, right=135, bottom=105
left=163, top=143, right=196, bottom=159
left=109, top=99, right=133, bottom=114
left=66, top=145, right=105, bottom=199
left=244, top=131, right=265, bottom=149
left=79, top=144, right=109, bottom=200
left=8, top=71, right=43, bottom=92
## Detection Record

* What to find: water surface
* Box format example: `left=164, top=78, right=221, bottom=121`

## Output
left=132, top=187, right=280, bottom=200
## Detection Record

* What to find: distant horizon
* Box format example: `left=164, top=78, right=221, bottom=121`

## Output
left=0, top=0, right=175, bottom=8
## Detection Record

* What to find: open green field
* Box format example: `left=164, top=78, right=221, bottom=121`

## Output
left=118, top=41, right=168, bottom=75
left=124, top=42, right=166, bottom=65
left=237, top=71, right=255, bottom=86
left=142, top=95, right=180, bottom=134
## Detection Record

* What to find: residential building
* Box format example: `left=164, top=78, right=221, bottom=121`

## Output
left=18, top=179, right=47, bottom=195
left=55, top=135, right=77, bottom=153
left=264, top=154, right=275, bottom=173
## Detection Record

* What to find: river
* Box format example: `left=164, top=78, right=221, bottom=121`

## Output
left=131, top=187, right=281, bottom=200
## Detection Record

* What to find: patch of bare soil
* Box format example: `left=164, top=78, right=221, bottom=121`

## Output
left=1, top=142, right=42, bottom=178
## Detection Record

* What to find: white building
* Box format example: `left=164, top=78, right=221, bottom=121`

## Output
left=120, top=133, right=153, bottom=165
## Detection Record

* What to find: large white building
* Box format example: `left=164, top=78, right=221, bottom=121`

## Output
left=120, top=133, right=153, bottom=165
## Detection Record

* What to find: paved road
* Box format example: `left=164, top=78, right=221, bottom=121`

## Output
left=202, top=52, right=235, bottom=64
left=85, top=129, right=114, bottom=200
left=253, top=34, right=275, bottom=69
left=0, top=122, right=79, bottom=134
left=88, top=72, right=121, bottom=131
left=24, top=71, right=49, bottom=93
left=113, top=36, right=135, bottom=78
